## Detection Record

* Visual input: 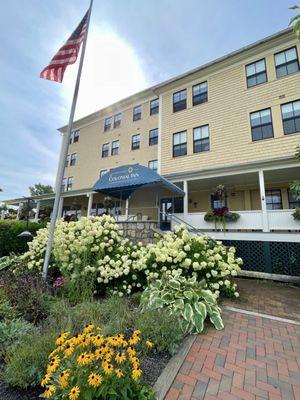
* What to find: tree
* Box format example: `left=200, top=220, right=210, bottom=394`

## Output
left=29, top=183, right=54, bottom=197
left=290, top=5, right=300, bottom=39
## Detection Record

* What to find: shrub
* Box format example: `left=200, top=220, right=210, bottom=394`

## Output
left=3, top=327, right=58, bottom=388
left=135, top=309, right=185, bottom=355
left=0, top=318, right=33, bottom=361
left=39, top=325, right=156, bottom=399
left=141, top=272, right=224, bottom=334
left=0, top=220, right=46, bottom=257
left=0, top=271, right=53, bottom=323
left=292, top=207, right=300, bottom=221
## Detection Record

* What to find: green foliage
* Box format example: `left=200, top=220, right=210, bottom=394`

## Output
left=0, top=318, right=33, bottom=360
left=140, top=272, right=224, bottom=334
left=290, top=5, right=300, bottom=39
left=3, top=328, right=58, bottom=388
left=135, top=308, right=185, bottom=355
left=292, top=207, right=300, bottom=220
left=29, top=183, right=54, bottom=196
left=0, top=271, right=53, bottom=324
left=290, top=181, right=300, bottom=200
left=0, top=255, right=20, bottom=271
left=62, top=274, right=95, bottom=304
left=0, top=219, right=46, bottom=257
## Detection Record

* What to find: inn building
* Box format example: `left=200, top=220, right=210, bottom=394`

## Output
left=6, top=28, right=300, bottom=276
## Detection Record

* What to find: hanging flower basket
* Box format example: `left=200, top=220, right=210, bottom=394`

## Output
left=204, top=208, right=240, bottom=230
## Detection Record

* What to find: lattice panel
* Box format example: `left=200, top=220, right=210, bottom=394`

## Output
left=223, top=240, right=265, bottom=272
left=270, top=242, right=300, bottom=277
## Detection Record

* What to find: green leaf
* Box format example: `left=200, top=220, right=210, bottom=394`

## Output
left=174, top=298, right=184, bottom=310
left=169, top=279, right=181, bottom=290
left=183, top=303, right=193, bottom=321
left=162, top=292, right=174, bottom=303
left=151, top=298, right=165, bottom=308
left=200, top=289, right=216, bottom=305
left=194, top=301, right=207, bottom=319
left=183, top=290, right=194, bottom=300
left=193, top=313, right=204, bottom=333
left=210, top=312, right=224, bottom=330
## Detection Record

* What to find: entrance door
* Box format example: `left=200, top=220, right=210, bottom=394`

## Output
left=160, top=198, right=173, bottom=230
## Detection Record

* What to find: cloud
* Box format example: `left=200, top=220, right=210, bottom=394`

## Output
left=61, top=24, right=149, bottom=119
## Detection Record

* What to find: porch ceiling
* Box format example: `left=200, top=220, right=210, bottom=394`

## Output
left=264, top=166, right=300, bottom=183
left=188, top=172, right=258, bottom=191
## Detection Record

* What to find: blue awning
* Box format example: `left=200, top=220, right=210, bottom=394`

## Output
left=92, top=164, right=185, bottom=200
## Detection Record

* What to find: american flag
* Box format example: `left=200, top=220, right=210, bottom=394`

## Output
left=40, top=10, right=89, bottom=83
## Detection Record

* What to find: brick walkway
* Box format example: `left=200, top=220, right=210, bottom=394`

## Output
left=165, top=310, right=300, bottom=400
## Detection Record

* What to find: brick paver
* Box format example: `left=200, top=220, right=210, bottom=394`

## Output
left=165, top=310, right=300, bottom=400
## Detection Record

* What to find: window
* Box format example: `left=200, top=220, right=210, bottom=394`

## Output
left=149, top=128, right=158, bottom=145
left=102, top=143, right=109, bottom=157
left=100, top=169, right=108, bottom=178
left=193, top=125, right=210, bottom=153
left=73, top=130, right=80, bottom=143
left=266, top=189, right=282, bottom=210
left=114, top=113, right=121, bottom=128
left=173, top=89, right=187, bottom=112
left=148, top=160, right=158, bottom=172
left=250, top=108, right=273, bottom=141
left=104, top=117, right=112, bottom=131
left=211, top=194, right=227, bottom=210
left=192, top=82, right=208, bottom=105
left=150, top=98, right=159, bottom=115
left=65, top=155, right=69, bottom=168
left=61, top=178, right=66, bottom=192
left=246, top=59, right=267, bottom=88
left=288, top=190, right=300, bottom=209
left=274, top=47, right=299, bottom=78
left=174, top=197, right=184, bottom=213
left=70, top=153, right=77, bottom=166
left=66, top=177, right=73, bottom=191
left=111, top=140, right=119, bottom=155
left=133, top=105, right=142, bottom=121
left=131, top=134, right=140, bottom=150
left=173, top=131, right=187, bottom=157
left=281, top=100, right=300, bottom=135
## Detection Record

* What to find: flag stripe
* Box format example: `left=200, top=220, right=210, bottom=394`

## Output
left=40, top=10, right=89, bottom=83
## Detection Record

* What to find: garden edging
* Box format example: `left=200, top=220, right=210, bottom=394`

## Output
left=153, top=335, right=196, bottom=400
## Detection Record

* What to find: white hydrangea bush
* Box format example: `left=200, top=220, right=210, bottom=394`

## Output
left=22, top=215, right=145, bottom=294
left=137, top=226, right=242, bottom=299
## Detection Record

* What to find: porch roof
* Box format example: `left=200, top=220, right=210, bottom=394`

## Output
left=92, top=164, right=185, bottom=200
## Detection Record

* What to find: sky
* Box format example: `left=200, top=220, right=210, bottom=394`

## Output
left=0, top=0, right=295, bottom=201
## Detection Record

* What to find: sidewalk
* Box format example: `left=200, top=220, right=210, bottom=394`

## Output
left=165, top=310, right=300, bottom=400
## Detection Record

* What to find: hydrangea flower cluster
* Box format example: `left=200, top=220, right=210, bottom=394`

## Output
left=23, top=217, right=241, bottom=297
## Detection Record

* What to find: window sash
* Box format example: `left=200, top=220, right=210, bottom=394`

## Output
left=281, top=100, right=300, bottom=135
left=150, top=99, right=159, bottom=115
left=250, top=109, right=274, bottom=141
left=133, top=106, right=142, bottom=121
left=192, top=82, right=208, bottom=105
left=111, top=141, right=119, bottom=155
left=70, top=153, right=77, bottom=166
left=275, top=47, right=299, bottom=77
left=173, top=131, right=187, bottom=157
left=73, top=130, right=80, bottom=142
left=148, top=160, right=158, bottom=171
left=114, top=114, right=121, bottom=128
left=102, top=144, right=109, bottom=157
left=104, top=117, right=112, bottom=131
left=266, top=190, right=282, bottom=210
left=132, top=135, right=140, bottom=149
left=67, top=177, right=73, bottom=191
left=149, top=129, right=158, bottom=145
left=173, top=90, right=187, bottom=112
left=246, top=59, right=267, bottom=88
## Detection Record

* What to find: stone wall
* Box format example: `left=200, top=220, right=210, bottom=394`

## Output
left=117, top=221, right=159, bottom=244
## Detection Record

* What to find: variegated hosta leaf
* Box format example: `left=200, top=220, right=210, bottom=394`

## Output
left=183, top=290, right=194, bottom=300
left=174, top=298, right=184, bottom=310
left=151, top=297, right=165, bottom=309
left=162, top=292, right=174, bottom=303
left=183, top=303, right=193, bottom=322
left=192, top=313, right=204, bottom=333
left=200, top=289, right=216, bottom=305
left=168, top=280, right=181, bottom=290
left=210, top=312, right=224, bottom=330
left=194, top=301, right=207, bottom=320
left=151, top=280, right=162, bottom=289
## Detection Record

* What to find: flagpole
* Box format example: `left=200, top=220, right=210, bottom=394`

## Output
left=42, top=0, right=93, bottom=279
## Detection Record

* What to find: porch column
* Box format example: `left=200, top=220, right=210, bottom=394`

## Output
left=34, top=200, right=41, bottom=222
left=125, top=198, right=129, bottom=218
left=57, top=197, right=64, bottom=220
left=258, top=170, right=269, bottom=232
left=16, top=202, right=22, bottom=220
left=87, top=192, right=93, bottom=217
left=183, top=180, right=188, bottom=217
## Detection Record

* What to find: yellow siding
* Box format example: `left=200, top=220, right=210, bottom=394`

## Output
left=160, top=41, right=300, bottom=175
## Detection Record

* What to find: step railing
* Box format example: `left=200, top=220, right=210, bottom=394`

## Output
left=159, top=211, right=205, bottom=235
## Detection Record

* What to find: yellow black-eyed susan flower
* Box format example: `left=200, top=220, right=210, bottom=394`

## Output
left=69, top=386, right=80, bottom=400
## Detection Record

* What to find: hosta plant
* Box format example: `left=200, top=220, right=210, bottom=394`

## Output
left=140, top=272, right=224, bottom=334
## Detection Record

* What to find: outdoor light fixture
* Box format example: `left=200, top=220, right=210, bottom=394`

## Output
left=18, top=230, right=33, bottom=238
left=18, top=198, right=33, bottom=239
